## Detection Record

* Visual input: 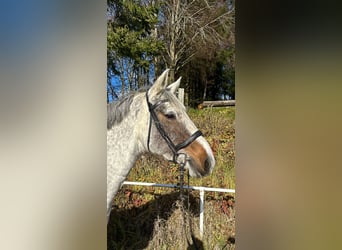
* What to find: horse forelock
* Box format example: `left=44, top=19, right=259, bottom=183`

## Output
left=158, top=89, right=186, bottom=111
left=107, top=92, right=140, bottom=129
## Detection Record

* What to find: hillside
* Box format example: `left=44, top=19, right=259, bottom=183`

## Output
left=108, top=107, right=235, bottom=249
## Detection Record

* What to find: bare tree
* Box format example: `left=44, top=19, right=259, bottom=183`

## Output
left=158, top=0, right=234, bottom=82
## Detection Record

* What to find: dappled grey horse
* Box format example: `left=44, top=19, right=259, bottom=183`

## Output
left=107, top=69, right=215, bottom=220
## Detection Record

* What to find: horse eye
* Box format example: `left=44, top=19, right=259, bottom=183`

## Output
left=165, top=112, right=176, bottom=119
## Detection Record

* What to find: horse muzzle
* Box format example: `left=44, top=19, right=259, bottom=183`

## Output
left=181, top=140, right=215, bottom=177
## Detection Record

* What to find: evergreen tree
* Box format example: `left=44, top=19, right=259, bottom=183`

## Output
left=107, top=0, right=163, bottom=101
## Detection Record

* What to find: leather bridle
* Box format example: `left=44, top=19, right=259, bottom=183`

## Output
left=145, top=89, right=203, bottom=163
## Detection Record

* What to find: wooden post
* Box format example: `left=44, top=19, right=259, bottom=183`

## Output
left=178, top=88, right=184, bottom=104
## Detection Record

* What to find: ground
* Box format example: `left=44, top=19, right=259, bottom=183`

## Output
left=107, top=107, right=235, bottom=249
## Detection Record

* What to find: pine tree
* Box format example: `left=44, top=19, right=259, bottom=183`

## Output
left=107, top=0, right=163, bottom=101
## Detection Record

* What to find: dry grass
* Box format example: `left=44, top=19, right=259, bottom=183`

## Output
left=147, top=198, right=235, bottom=250
left=107, top=107, right=235, bottom=249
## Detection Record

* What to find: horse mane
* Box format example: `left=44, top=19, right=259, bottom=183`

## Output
left=107, top=92, right=136, bottom=129
left=107, top=88, right=150, bottom=129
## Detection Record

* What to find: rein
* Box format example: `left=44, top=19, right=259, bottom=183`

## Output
left=178, top=155, right=200, bottom=249
left=145, top=89, right=201, bottom=249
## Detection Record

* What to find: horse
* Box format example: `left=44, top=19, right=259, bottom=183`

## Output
left=107, top=69, right=215, bottom=220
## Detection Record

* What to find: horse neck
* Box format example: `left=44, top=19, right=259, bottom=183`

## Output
left=107, top=93, right=151, bottom=218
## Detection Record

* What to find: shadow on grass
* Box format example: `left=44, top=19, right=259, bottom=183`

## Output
left=187, top=235, right=204, bottom=250
left=107, top=191, right=201, bottom=250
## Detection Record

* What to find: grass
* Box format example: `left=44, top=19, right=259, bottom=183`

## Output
left=108, top=107, right=235, bottom=249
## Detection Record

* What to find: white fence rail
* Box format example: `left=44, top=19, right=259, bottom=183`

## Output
left=122, top=181, right=235, bottom=238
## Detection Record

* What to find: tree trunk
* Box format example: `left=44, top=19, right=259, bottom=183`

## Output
left=203, top=80, right=207, bottom=100
left=169, top=66, right=175, bottom=83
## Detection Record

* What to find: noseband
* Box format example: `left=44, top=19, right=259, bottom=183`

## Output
left=145, top=90, right=203, bottom=163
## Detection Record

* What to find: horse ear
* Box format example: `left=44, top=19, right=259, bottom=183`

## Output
left=149, top=69, right=170, bottom=96
left=167, top=77, right=181, bottom=94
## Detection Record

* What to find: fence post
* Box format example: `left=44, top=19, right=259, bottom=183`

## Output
left=178, top=88, right=184, bottom=104
left=199, top=187, right=205, bottom=238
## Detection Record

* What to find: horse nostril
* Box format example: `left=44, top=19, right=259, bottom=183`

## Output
left=204, top=158, right=211, bottom=173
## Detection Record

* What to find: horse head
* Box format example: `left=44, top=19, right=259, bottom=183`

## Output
left=145, top=69, right=215, bottom=177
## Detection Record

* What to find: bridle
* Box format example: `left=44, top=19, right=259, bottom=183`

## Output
left=145, top=89, right=203, bottom=164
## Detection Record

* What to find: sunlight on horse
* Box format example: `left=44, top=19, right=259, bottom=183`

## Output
left=107, top=69, right=215, bottom=220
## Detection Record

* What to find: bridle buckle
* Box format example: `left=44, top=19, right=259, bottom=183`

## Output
left=175, top=153, right=187, bottom=165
